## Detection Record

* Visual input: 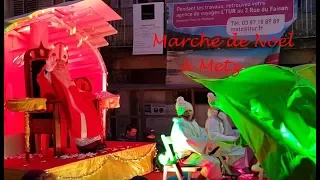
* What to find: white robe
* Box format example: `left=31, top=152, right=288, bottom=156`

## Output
left=205, top=113, right=249, bottom=168
left=171, top=117, right=222, bottom=179
left=171, top=117, right=208, bottom=157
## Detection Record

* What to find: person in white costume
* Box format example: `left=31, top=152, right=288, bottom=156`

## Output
left=205, top=93, right=250, bottom=170
left=170, top=96, right=222, bottom=180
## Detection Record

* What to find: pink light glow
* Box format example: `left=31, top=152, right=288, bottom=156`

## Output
left=4, top=34, right=27, bottom=135
left=4, top=0, right=122, bottom=135
left=237, top=169, right=245, bottom=174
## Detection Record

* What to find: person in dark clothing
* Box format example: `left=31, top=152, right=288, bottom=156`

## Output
left=118, top=124, right=137, bottom=142
left=143, top=128, right=166, bottom=171
left=143, top=128, right=156, bottom=142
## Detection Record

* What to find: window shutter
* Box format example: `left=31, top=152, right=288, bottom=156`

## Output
left=25, top=0, right=38, bottom=13
left=13, top=0, right=25, bottom=16
left=38, top=0, right=54, bottom=9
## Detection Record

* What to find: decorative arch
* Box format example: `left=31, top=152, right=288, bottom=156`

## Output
left=4, top=0, right=122, bottom=135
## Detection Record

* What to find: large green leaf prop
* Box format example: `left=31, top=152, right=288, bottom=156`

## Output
left=185, top=64, right=316, bottom=180
left=293, top=64, right=316, bottom=87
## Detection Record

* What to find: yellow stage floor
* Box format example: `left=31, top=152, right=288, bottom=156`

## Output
left=5, top=142, right=156, bottom=180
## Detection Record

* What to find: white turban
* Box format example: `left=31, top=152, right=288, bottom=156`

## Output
left=175, top=96, right=193, bottom=116
left=207, top=92, right=217, bottom=105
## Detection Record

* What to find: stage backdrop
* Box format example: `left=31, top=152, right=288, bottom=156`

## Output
left=165, top=0, right=297, bottom=85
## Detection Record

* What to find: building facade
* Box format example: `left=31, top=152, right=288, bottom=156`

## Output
left=5, top=0, right=316, bottom=140
left=102, top=0, right=316, bottom=140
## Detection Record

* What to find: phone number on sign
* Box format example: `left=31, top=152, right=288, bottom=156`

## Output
left=227, top=15, right=285, bottom=36
left=240, top=18, right=281, bottom=26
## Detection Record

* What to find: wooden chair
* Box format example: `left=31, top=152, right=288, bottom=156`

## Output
left=161, top=135, right=201, bottom=180
left=23, top=43, right=66, bottom=156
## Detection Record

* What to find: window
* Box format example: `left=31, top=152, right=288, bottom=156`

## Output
left=12, top=0, right=25, bottom=16
left=298, top=0, right=315, bottom=13
left=38, top=0, right=54, bottom=9
left=11, top=0, right=54, bottom=16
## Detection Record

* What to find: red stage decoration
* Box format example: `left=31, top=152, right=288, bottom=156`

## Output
left=95, top=91, right=120, bottom=140
left=74, top=77, right=121, bottom=140
left=75, top=77, right=93, bottom=92
left=4, top=0, right=122, bottom=139
left=96, top=91, right=121, bottom=109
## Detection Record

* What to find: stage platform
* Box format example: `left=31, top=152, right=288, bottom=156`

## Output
left=5, top=141, right=156, bottom=180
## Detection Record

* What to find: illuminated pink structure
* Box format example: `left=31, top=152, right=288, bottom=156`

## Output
left=4, top=0, right=121, bottom=154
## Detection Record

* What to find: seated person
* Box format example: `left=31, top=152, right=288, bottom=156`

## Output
left=205, top=93, right=250, bottom=170
left=171, top=97, right=222, bottom=180
left=37, top=43, right=105, bottom=153
left=118, top=124, right=137, bottom=142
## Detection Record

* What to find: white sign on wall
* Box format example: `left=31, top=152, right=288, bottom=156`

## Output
left=133, top=2, right=164, bottom=55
